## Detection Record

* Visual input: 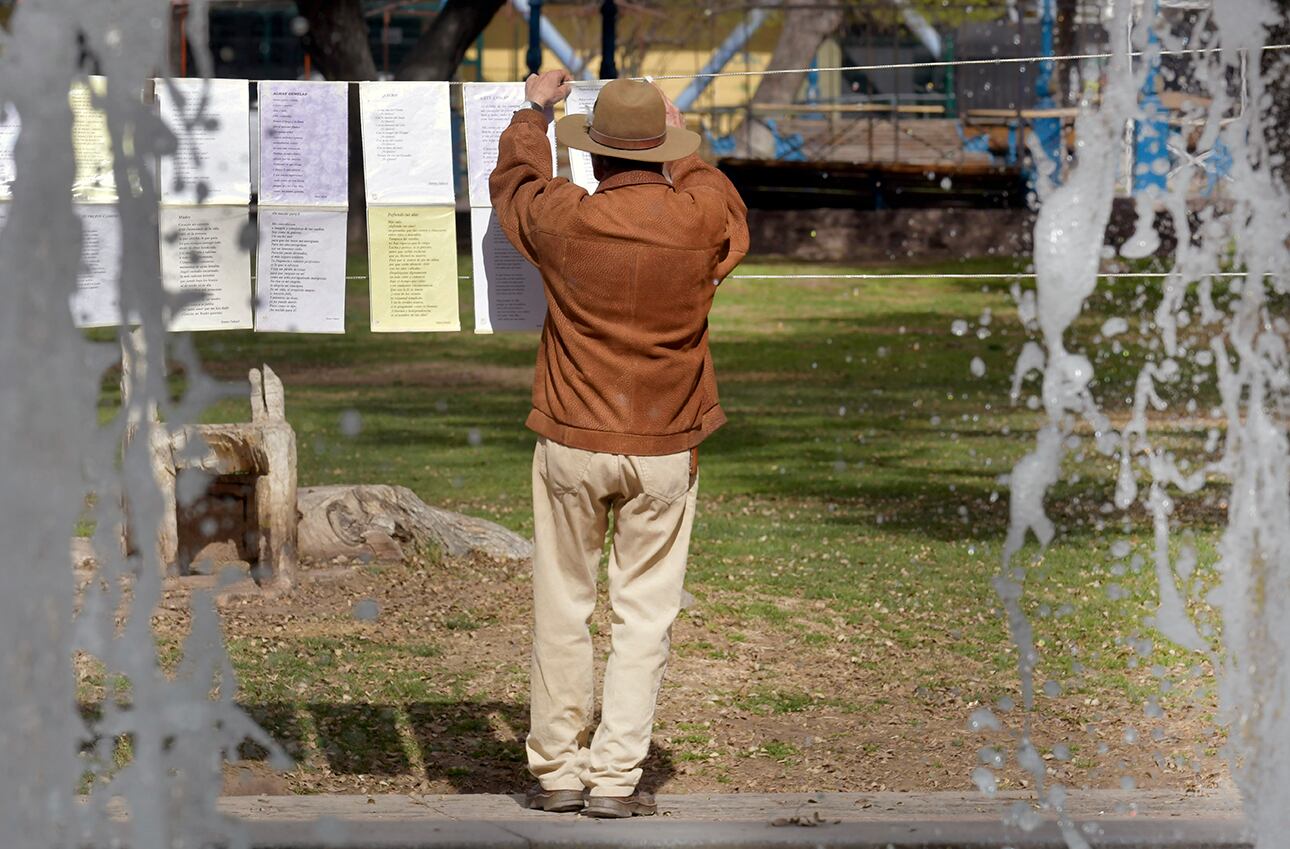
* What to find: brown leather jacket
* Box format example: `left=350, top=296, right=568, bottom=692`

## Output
left=489, top=108, right=749, bottom=456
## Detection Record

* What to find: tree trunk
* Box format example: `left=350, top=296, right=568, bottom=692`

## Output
left=292, top=0, right=508, bottom=246
left=294, top=0, right=377, bottom=247
left=297, top=484, right=533, bottom=564
left=396, top=0, right=508, bottom=81
left=296, top=0, right=379, bottom=82
left=732, top=2, right=844, bottom=159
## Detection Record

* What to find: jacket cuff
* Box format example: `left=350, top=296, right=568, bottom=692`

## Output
left=512, top=107, right=550, bottom=131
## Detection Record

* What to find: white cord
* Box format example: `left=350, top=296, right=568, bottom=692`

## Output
left=728, top=272, right=1266, bottom=280
left=259, top=41, right=1289, bottom=88
left=625, top=42, right=1290, bottom=84
left=323, top=272, right=1267, bottom=282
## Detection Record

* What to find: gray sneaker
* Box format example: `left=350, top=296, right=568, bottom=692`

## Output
left=581, top=792, right=657, bottom=818
left=526, top=786, right=587, bottom=813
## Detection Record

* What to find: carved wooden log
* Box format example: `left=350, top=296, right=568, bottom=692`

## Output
left=297, top=484, right=533, bottom=564
left=172, top=426, right=270, bottom=476
left=132, top=362, right=299, bottom=590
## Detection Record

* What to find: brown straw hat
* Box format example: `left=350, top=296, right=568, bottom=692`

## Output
left=556, top=79, right=701, bottom=163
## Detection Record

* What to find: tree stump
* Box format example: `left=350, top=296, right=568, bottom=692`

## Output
left=297, top=484, right=532, bottom=564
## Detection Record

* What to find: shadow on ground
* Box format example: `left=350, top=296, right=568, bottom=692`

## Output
left=233, top=701, right=677, bottom=794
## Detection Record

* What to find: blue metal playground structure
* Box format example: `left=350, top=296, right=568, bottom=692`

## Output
left=190, top=0, right=1234, bottom=204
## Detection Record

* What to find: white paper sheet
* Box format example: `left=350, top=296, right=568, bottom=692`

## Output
left=257, top=80, right=349, bottom=207
left=156, top=77, right=252, bottom=205
left=463, top=82, right=556, bottom=208
left=0, top=104, right=18, bottom=200
left=159, top=205, right=253, bottom=331
left=359, top=81, right=455, bottom=205
left=69, top=204, right=125, bottom=328
left=470, top=206, right=546, bottom=333
left=563, top=81, right=606, bottom=193
left=254, top=207, right=348, bottom=334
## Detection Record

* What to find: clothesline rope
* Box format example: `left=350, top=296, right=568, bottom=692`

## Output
left=321, top=272, right=1270, bottom=282
left=211, top=41, right=1288, bottom=87
left=621, top=42, right=1290, bottom=83
left=208, top=41, right=1290, bottom=88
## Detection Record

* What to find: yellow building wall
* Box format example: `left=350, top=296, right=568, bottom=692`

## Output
left=461, top=7, right=779, bottom=111
left=464, top=46, right=773, bottom=110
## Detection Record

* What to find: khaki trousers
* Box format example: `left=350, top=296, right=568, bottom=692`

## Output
left=526, top=436, right=698, bottom=796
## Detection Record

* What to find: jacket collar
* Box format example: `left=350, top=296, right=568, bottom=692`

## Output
left=594, top=170, right=672, bottom=193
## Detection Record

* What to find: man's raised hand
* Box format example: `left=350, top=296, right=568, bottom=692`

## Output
left=525, top=70, right=573, bottom=109
left=652, top=83, right=685, bottom=129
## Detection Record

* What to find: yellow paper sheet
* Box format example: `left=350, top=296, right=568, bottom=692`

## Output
left=70, top=76, right=115, bottom=202
left=367, top=205, right=460, bottom=332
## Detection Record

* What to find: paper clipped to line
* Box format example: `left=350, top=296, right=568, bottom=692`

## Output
left=1, top=203, right=131, bottom=329
left=258, top=80, right=349, bottom=207
left=0, top=104, right=18, bottom=200
left=255, top=207, right=348, bottom=334
left=563, top=81, right=606, bottom=193
left=70, top=76, right=115, bottom=202
left=156, top=77, right=252, bottom=205
left=462, top=82, right=556, bottom=208
left=160, top=205, right=254, bottom=332
left=69, top=204, right=127, bottom=328
left=470, top=207, right=546, bottom=334
left=368, top=205, right=460, bottom=333
left=359, top=81, right=455, bottom=206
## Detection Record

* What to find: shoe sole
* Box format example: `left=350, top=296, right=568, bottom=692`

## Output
left=527, top=789, right=586, bottom=813
left=581, top=798, right=657, bottom=818
left=543, top=799, right=586, bottom=813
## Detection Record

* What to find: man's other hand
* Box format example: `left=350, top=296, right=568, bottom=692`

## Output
left=653, top=83, right=685, bottom=129
left=525, top=70, right=573, bottom=109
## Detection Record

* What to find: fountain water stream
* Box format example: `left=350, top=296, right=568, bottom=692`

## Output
left=0, top=2, right=281, bottom=847
left=998, top=1, right=1290, bottom=846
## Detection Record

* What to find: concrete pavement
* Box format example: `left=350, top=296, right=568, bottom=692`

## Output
left=225, top=790, right=1251, bottom=848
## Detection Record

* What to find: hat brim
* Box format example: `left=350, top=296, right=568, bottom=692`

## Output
left=555, top=113, right=701, bottom=163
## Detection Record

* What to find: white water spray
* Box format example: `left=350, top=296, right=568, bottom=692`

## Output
left=0, top=3, right=281, bottom=847
left=998, top=1, right=1290, bottom=846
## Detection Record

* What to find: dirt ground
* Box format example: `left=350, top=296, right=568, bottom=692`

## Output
left=144, top=553, right=1230, bottom=798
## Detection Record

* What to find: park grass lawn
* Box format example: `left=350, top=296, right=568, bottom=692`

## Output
left=131, top=253, right=1228, bottom=793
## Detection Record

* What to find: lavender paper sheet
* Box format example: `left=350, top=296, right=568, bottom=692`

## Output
left=258, top=81, right=349, bottom=207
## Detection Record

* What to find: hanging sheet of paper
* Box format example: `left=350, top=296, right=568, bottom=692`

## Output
left=68, top=204, right=126, bottom=328
left=0, top=104, right=18, bottom=200
left=159, top=205, right=253, bottom=332
left=256, top=81, right=348, bottom=333
left=367, top=206, right=459, bottom=333
left=563, top=81, right=606, bottom=193
left=253, top=207, right=348, bottom=334
left=464, top=83, right=552, bottom=333
left=70, top=76, right=115, bottom=202
left=156, top=77, right=251, bottom=204
left=359, top=81, right=455, bottom=205
left=463, top=82, right=556, bottom=207
left=257, top=80, right=348, bottom=206
left=470, top=207, right=546, bottom=333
